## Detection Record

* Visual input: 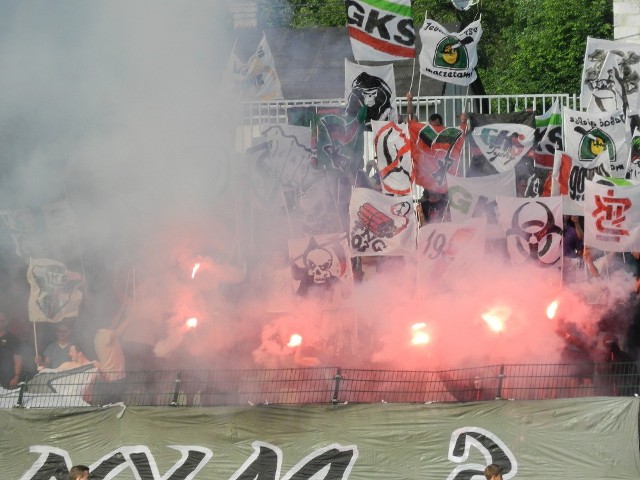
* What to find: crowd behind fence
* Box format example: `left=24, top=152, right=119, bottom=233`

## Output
left=2, top=362, right=638, bottom=409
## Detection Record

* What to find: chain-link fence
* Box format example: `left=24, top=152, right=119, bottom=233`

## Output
left=3, top=362, right=638, bottom=408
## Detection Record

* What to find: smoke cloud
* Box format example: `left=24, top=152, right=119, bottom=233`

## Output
left=0, top=1, right=635, bottom=382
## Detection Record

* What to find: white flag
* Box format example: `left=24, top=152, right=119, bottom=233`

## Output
left=496, top=195, right=563, bottom=269
left=225, top=34, right=283, bottom=101
left=562, top=106, right=629, bottom=177
left=469, top=123, right=536, bottom=173
left=345, top=59, right=398, bottom=125
left=626, top=125, right=640, bottom=181
left=417, top=218, right=485, bottom=287
left=346, top=0, right=415, bottom=61
left=447, top=170, right=516, bottom=238
left=584, top=178, right=640, bottom=252
left=371, top=120, right=413, bottom=195
left=27, top=258, right=83, bottom=323
left=581, top=37, right=640, bottom=111
left=288, top=233, right=353, bottom=302
left=586, top=51, right=628, bottom=113
left=349, top=187, right=416, bottom=256
left=419, top=17, right=482, bottom=86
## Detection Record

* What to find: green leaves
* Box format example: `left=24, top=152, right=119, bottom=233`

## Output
left=259, top=0, right=613, bottom=95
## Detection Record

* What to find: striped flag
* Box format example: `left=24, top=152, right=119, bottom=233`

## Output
left=345, top=0, right=415, bottom=61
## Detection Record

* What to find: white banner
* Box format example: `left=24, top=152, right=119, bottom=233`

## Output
left=371, top=120, right=413, bottom=195
left=581, top=37, right=640, bottom=111
left=584, top=178, right=640, bottom=252
left=419, top=17, right=482, bottom=86
left=345, top=60, right=398, bottom=125
left=562, top=106, right=629, bottom=177
left=469, top=123, right=536, bottom=173
left=417, top=218, right=485, bottom=287
left=496, top=195, right=563, bottom=269
left=345, top=0, right=415, bottom=61
left=349, top=188, right=416, bottom=256
left=447, top=170, right=516, bottom=238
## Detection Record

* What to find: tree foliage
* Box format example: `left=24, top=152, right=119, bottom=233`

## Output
left=258, top=0, right=613, bottom=95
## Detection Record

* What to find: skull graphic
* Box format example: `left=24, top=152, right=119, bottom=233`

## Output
left=305, top=247, right=333, bottom=284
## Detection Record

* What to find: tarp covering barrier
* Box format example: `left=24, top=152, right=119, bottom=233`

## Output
left=2, top=398, right=639, bottom=480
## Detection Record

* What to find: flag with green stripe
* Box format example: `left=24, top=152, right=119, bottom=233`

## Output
left=345, top=0, right=415, bottom=61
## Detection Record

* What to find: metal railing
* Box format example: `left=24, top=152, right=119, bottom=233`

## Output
left=2, top=362, right=638, bottom=408
left=238, top=93, right=579, bottom=134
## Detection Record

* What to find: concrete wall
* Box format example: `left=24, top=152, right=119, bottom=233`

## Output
left=615, top=0, right=640, bottom=41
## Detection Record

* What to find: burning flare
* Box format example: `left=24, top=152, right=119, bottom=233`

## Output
left=186, top=317, right=198, bottom=329
left=481, top=306, right=510, bottom=333
left=546, top=300, right=559, bottom=320
left=287, top=334, right=303, bottom=348
left=191, top=262, right=201, bottom=279
left=411, top=323, right=430, bottom=345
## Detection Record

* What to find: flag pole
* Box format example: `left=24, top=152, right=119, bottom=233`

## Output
left=28, top=257, right=40, bottom=361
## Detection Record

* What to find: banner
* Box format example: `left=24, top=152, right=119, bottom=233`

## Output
left=626, top=127, right=640, bottom=181
left=247, top=124, right=315, bottom=209
left=27, top=258, right=83, bottom=323
left=288, top=233, right=353, bottom=301
left=584, top=177, right=640, bottom=252
left=344, top=60, right=398, bottom=126
left=551, top=148, right=610, bottom=216
left=371, top=120, right=413, bottom=195
left=496, top=195, right=563, bottom=270
left=468, top=123, right=536, bottom=173
left=534, top=100, right=563, bottom=169
left=447, top=170, right=516, bottom=238
left=2, top=399, right=640, bottom=480
left=581, top=37, right=640, bottom=111
left=345, top=0, right=415, bottom=61
left=224, top=34, right=283, bottom=101
left=585, top=51, right=629, bottom=113
left=418, top=17, right=482, bottom=86
left=316, top=113, right=365, bottom=174
left=417, top=218, right=485, bottom=287
left=349, top=187, right=416, bottom=256
left=408, top=120, right=464, bottom=193
left=562, top=106, right=629, bottom=177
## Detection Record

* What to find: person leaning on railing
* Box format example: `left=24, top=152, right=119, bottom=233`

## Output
left=0, top=312, right=23, bottom=389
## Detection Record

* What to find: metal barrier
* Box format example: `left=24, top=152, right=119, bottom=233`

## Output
left=4, top=362, right=638, bottom=408
left=238, top=93, right=579, bottom=129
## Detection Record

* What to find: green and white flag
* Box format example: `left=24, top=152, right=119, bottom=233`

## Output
left=345, top=0, right=415, bottom=61
left=419, top=16, right=482, bottom=86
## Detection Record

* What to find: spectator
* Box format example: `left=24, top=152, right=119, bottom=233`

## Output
left=419, top=189, right=449, bottom=225
left=484, top=464, right=503, bottom=480
left=69, top=465, right=90, bottom=480
left=404, top=91, right=418, bottom=122
left=38, top=323, right=73, bottom=369
left=428, top=112, right=444, bottom=130
left=0, top=313, right=22, bottom=389
left=43, top=343, right=96, bottom=372
left=92, top=299, right=131, bottom=404
left=600, top=333, right=639, bottom=396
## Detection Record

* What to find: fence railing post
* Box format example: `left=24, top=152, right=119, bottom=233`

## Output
left=15, top=377, right=26, bottom=407
left=170, top=371, right=182, bottom=407
left=332, top=367, right=342, bottom=404
left=496, top=365, right=505, bottom=400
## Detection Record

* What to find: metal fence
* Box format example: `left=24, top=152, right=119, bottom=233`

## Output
left=3, top=362, right=638, bottom=408
left=235, top=93, right=580, bottom=179
left=236, top=93, right=580, bottom=150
